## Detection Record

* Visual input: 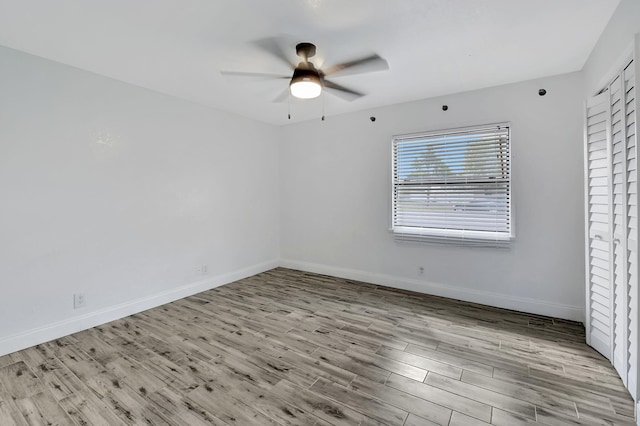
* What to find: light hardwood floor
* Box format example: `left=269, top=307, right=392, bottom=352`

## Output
left=0, top=268, right=635, bottom=425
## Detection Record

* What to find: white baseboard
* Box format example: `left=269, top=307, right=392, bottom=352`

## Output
left=0, top=258, right=585, bottom=358
left=0, top=259, right=279, bottom=357
left=279, top=259, right=585, bottom=323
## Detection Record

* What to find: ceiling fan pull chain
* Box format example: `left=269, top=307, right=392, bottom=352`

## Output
left=321, top=90, right=325, bottom=121
left=288, top=92, right=291, bottom=120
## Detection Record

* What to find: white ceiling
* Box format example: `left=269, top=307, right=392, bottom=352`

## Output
left=0, top=0, right=620, bottom=125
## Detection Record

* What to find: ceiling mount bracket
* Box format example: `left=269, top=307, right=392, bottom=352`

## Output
left=296, top=42, right=316, bottom=61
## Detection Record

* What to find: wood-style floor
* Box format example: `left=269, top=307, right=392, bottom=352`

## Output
left=0, top=268, right=635, bottom=425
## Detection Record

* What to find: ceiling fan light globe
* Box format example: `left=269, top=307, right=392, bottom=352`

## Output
left=290, top=79, right=322, bottom=99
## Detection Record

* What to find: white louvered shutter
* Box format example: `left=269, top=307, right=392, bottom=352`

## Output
left=610, top=72, right=630, bottom=381
left=585, top=58, right=639, bottom=400
left=623, top=59, right=638, bottom=398
left=585, top=91, right=614, bottom=360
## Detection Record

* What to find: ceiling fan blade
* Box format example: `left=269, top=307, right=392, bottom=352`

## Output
left=323, top=80, right=365, bottom=102
left=272, top=88, right=290, bottom=103
left=253, top=37, right=296, bottom=69
left=220, top=71, right=290, bottom=80
left=323, top=54, right=389, bottom=77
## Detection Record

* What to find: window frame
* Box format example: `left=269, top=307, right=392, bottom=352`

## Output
left=390, top=122, right=514, bottom=246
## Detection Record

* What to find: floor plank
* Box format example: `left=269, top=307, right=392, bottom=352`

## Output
left=309, top=377, right=408, bottom=425
left=350, top=375, right=452, bottom=425
left=404, top=342, right=494, bottom=376
left=460, top=369, right=578, bottom=418
left=449, top=411, right=490, bottom=425
left=386, top=372, right=493, bottom=422
left=425, top=371, right=537, bottom=420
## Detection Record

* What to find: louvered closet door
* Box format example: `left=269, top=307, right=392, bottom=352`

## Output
left=623, top=59, right=638, bottom=397
left=610, top=71, right=630, bottom=381
left=585, top=91, right=614, bottom=360
left=585, top=58, right=639, bottom=398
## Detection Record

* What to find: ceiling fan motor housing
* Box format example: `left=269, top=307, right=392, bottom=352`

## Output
left=290, top=62, right=322, bottom=87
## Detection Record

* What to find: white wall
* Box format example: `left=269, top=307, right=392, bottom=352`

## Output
left=280, top=72, right=585, bottom=321
left=583, top=0, right=640, bottom=95
left=0, top=46, right=280, bottom=355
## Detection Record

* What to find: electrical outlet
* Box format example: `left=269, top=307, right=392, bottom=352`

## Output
left=418, top=266, right=425, bottom=276
left=74, top=293, right=86, bottom=309
left=195, top=265, right=208, bottom=275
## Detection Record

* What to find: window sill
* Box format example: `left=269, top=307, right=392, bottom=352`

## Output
left=390, top=227, right=513, bottom=248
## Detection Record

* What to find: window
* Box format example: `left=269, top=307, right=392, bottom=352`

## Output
left=391, top=123, right=512, bottom=245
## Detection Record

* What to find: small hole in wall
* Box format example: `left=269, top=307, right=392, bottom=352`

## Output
left=539, top=89, right=547, bottom=96
left=370, top=116, right=376, bottom=122
left=442, top=105, right=448, bottom=111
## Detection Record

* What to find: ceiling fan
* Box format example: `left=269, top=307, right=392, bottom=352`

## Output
left=221, top=40, right=389, bottom=102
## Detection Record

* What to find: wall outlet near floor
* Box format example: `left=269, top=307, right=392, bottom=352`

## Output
left=418, top=266, right=425, bottom=276
left=73, top=293, right=86, bottom=309
left=195, top=264, right=208, bottom=275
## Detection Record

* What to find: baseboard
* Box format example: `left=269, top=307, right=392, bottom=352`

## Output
left=0, top=259, right=279, bottom=357
left=279, top=259, right=585, bottom=323
left=0, top=258, right=585, bottom=358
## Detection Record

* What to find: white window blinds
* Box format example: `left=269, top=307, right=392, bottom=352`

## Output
left=392, top=124, right=512, bottom=246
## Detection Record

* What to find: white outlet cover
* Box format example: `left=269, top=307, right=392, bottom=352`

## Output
left=74, top=293, right=86, bottom=309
